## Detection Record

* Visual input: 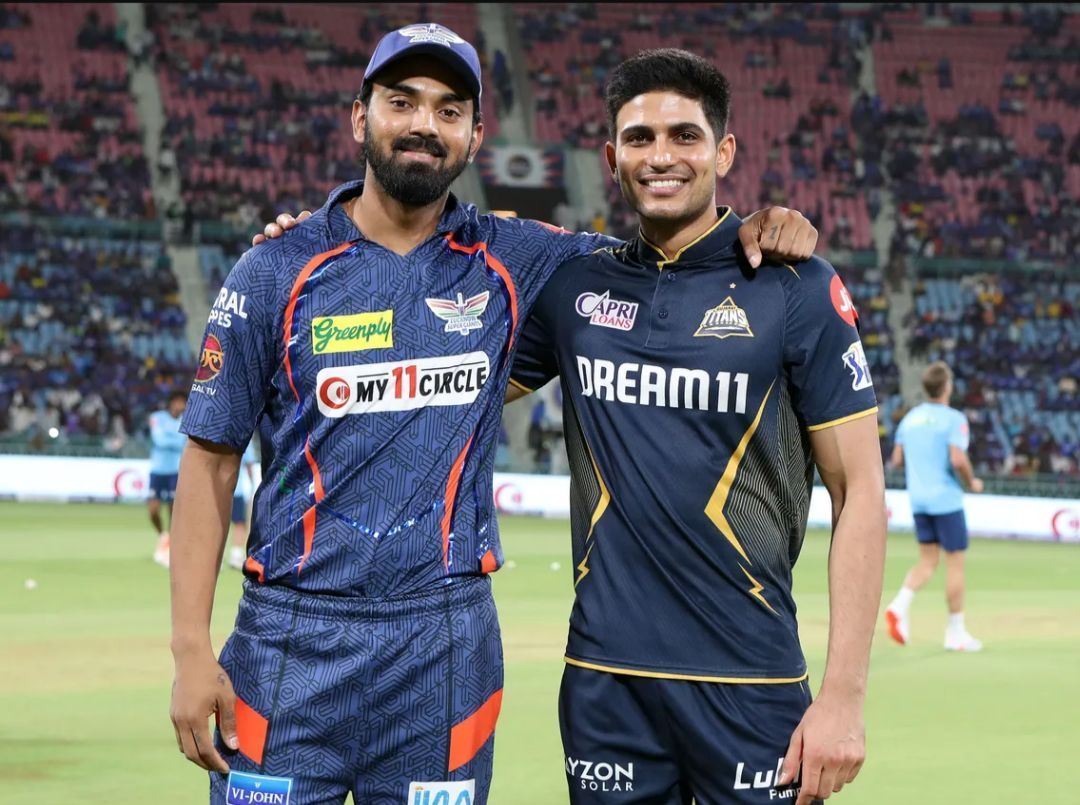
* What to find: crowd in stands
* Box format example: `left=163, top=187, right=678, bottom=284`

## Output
left=0, top=224, right=191, bottom=447
left=147, top=3, right=497, bottom=234
left=0, top=4, right=153, bottom=220
left=516, top=2, right=878, bottom=250
left=0, top=2, right=1075, bottom=482
left=907, top=269, right=1079, bottom=476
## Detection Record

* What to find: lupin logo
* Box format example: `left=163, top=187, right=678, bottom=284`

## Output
left=407, top=780, right=475, bottom=805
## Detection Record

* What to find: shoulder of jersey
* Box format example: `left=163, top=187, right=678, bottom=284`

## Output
left=766, top=253, right=836, bottom=285
left=243, top=216, right=337, bottom=274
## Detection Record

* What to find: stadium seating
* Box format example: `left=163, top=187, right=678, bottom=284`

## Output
left=909, top=266, right=1079, bottom=474
left=0, top=3, right=1075, bottom=480
left=0, top=3, right=152, bottom=218
left=149, top=3, right=498, bottom=226
left=513, top=3, right=875, bottom=249
left=0, top=224, right=191, bottom=442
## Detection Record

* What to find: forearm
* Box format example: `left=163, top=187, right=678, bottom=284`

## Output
left=170, top=438, right=240, bottom=659
left=821, top=484, right=887, bottom=698
left=952, top=456, right=977, bottom=490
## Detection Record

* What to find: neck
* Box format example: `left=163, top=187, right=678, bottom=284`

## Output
left=349, top=168, right=449, bottom=256
left=929, top=396, right=949, bottom=404
left=640, top=205, right=719, bottom=262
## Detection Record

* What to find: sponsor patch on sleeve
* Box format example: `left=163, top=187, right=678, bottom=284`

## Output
left=195, top=334, right=224, bottom=382
left=842, top=341, right=874, bottom=390
left=830, top=275, right=858, bottom=326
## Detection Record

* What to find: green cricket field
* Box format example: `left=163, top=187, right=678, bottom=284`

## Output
left=1, top=501, right=1077, bottom=803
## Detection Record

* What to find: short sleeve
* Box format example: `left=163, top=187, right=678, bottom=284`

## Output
left=485, top=218, right=617, bottom=319
left=180, top=249, right=279, bottom=450
left=782, top=258, right=879, bottom=430
left=948, top=412, right=970, bottom=450
left=510, top=276, right=560, bottom=392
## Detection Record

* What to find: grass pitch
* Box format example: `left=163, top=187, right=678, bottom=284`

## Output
left=0, top=501, right=1077, bottom=803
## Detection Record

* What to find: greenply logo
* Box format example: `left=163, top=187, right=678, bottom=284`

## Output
left=311, top=311, right=393, bottom=354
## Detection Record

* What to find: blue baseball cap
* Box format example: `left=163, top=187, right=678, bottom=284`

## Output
left=362, top=23, right=482, bottom=102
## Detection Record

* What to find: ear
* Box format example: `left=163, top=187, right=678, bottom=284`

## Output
left=604, top=140, right=617, bottom=179
left=715, top=133, right=736, bottom=180
left=467, top=118, right=485, bottom=164
left=352, top=99, right=366, bottom=146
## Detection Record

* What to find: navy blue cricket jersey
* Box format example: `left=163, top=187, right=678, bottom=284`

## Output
left=511, top=209, right=879, bottom=681
left=180, top=179, right=613, bottom=596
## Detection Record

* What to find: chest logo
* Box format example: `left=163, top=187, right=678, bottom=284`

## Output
left=575, top=291, right=638, bottom=331
left=426, top=291, right=490, bottom=335
left=311, top=311, right=393, bottom=354
left=694, top=297, right=753, bottom=339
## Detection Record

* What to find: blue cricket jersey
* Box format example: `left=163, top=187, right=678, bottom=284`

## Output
left=895, top=402, right=970, bottom=515
left=180, top=179, right=614, bottom=595
left=511, top=210, right=879, bottom=681
left=148, top=410, right=185, bottom=475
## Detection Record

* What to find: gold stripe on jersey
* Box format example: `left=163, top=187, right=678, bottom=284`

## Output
left=586, top=449, right=610, bottom=540
left=576, top=449, right=610, bottom=586
left=563, top=395, right=609, bottom=587
left=704, top=381, right=776, bottom=565
left=639, top=208, right=732, bottom=269
left=807, top=406, right=879, bottom=432
left=508, top=377, right=535, bottom=394
left=740, top=565, right=778, bottom=615
left=564, top=657, right=809, bottom=685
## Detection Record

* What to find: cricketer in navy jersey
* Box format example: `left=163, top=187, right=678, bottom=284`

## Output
left=180, top=177, right=615, bottom=596
left=511, top=207, right=880, bottom=681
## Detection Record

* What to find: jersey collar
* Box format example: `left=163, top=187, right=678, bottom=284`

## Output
left=323, top=179, right=470, bottom=244
left=629, top=206, right=742, bottom=270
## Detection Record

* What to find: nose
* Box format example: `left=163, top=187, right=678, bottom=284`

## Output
left=409, top=105, right=439, bottom=138
left=645, top=136, right=676, bottom=170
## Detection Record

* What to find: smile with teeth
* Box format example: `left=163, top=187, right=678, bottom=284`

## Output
left=644, top=179, right=686, bottom=188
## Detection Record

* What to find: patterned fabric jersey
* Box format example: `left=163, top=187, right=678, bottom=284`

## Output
left=181, top=179, right=614, bottom=595
left=511, top=209, right=879, bottom=681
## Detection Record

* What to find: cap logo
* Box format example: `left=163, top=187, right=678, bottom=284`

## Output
left=398, top=23, right=464, bottom=47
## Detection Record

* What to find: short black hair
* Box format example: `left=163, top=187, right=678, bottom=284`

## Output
left=168, top=389, right=188, bottom=404
left=359, top=80, right=482, bottom=126
left=604, top=49, right=731, bottom=142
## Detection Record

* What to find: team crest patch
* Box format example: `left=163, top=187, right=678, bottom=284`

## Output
left=407, top=780, right=475, bottom=805
left=426, top=292, right=490, bottom=335
left=694, top=297, right=753, bottom=339
left=225, top=770, right=292, bottom=805
left=398, top=23, right=465, bottom=47
left=843, top=341, right=874, bottom=390
left=575, top=290, right=638, bottom=331
left=194, top=334, right=224, bottom=382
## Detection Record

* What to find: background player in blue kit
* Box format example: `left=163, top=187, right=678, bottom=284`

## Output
left=147, top=390, right=187, bottom=568
left=226, top=440, right=260, bottom=572
left=885, top=361, right=985, bottom=652
left=170, top=25, right=819, bottom=805
left=508, top=49, right=887, bottom=804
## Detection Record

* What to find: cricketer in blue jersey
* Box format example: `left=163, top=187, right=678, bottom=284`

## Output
left=508, top=50, right=886, bottom=805
left=147, top=389, right=186, bottom=568
left=885, top=361, right=985, bottom=652
left=168, top=26, right=819, bottom=805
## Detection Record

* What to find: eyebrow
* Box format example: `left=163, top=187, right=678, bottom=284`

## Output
left=620, top=121, right=707, bottom=139
left=386, top=82, right=467, bottom=105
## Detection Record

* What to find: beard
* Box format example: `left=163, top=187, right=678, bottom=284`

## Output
left=363, top=120, right=471, bottom=207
